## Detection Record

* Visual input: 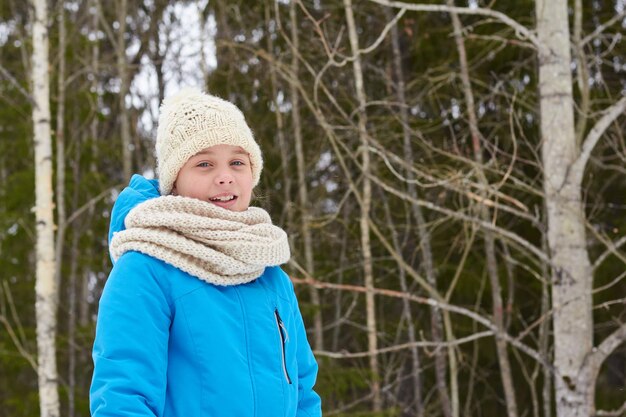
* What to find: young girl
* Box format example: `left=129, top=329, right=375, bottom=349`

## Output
left=90, top=88, right=322, bottom=417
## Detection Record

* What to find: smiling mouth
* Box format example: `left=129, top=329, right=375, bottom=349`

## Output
left=209, top=195, right=236, bottom=202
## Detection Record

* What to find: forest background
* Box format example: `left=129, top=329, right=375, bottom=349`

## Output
left=1, top=0, right=626, bottom=416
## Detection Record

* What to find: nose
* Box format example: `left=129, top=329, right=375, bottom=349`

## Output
left=214, top=169, right=234, bottom=185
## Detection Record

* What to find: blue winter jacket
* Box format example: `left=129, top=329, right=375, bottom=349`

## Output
left=90, top=175, right=322, bottom=417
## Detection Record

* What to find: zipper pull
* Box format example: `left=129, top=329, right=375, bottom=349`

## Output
left=275, top=309, right=289, bottom=342
left=274, top=308, right=292, bottom=384
left=279, top=321, right=289, bottom=343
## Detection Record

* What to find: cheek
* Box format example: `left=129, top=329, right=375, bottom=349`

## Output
left=175, top=171, right=206, bottom=198
left=236, top=175, right=254, bottom=208
left=241, top=177, right=254, bottom=196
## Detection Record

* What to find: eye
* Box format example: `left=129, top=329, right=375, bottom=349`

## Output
left=197, top=162, right=211, bottom=168
left=231, top=160, right=246, bottom=166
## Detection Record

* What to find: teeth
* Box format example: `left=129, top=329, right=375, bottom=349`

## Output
left=210, top=195, right=235, bottom=202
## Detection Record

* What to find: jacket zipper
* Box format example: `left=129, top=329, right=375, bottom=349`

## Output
left=274, top=308, right=292, bottom=385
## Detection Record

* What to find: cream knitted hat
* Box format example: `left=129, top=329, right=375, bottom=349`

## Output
left=156, top=88, right=263, bottom=195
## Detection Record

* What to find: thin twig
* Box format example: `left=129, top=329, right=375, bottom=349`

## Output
left=314, top=331, right=494, bottom=358
left=291, top=276, right=555, bottom=375
left=0, top=65, right=34, bottom=104
left=573, top=96, right=626, bottom=184
left=66, top=185, right=121, bottom=225
left=581, top=11, right=626, bottom=46
left=596, top=400, right=626, bottom=417
left=366, top=0, right=542, bottom=50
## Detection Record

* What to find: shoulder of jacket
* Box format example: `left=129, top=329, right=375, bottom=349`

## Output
left=110, top=251, right=200, bottom=306
left=114, top=250, right=171, bottom=275
left=259, top=266, right=296, bottom=301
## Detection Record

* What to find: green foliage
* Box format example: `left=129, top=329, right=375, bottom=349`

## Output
left=316, top=358, right=370, bottom=401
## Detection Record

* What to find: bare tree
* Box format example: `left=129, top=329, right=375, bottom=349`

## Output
left=537, top=0, right=626, bottom=415
left=264, top=2, right=293, bottom=231
left=536, top=0, right=594, bottom=414
left=448, top=2, right=518, bottom=417
left=53, top=4, right=71, bottom=414
left=95, top=0, right=168, bottom=182
left=80, top=0, right=103, bottom=330
left=365, top=1, right=626, bottom=416
left=385, top=6, right=427, bottom=416
left=287, top=0, right=324, bottom=351
left=343, top=0, right=381, bottom=410
left=31, top=0, right=59, bottom=415
left=116, top=0, right=132, bottom=181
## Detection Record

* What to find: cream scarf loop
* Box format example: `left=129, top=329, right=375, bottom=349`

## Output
left=109, top=196, right=291, bottom=286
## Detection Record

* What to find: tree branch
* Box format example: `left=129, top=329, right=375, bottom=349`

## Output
left=94, top=0, right=120, bottom=53
left=0, top=282, right=37, bottom=372
left=66, top=185, right=121, bottom=226
left=573, top=96, right=626, bottom=185
left=366, top=0, right=541, bottom=50
left=596, top=400, right=626, bottom=417
left=587, top=323, right=626, bottom=373
left=0, top=65, right=34, bottom=105
left=314, top=331, right=494, bottom=359
left=581, top=11, right=626, bottom=46
left=592, top=234, right=626, bottom=271
left=328, top=8, right=406, bottom=68
left=291, top=276, right=556, bottom=375
left=368, top=173, right=550, bottom=264
left=0, top=315, right=37, bottom=372
left=579, top=322, right=626, bottom=395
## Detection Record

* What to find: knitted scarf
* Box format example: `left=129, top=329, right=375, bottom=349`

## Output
left=109, top=196, right=291, bottom=286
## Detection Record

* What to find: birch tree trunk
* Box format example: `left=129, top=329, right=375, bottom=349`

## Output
left=31, top=0, right=60, bottom=415
left=539, top=233, right=552, bottom=417
left=572, top=0, right=590, bottom=146
left=343, top=0, right=380, bottom=410
left=536, top=1, right=593, bottom=415
left=289, top=0, right=324, bottom=350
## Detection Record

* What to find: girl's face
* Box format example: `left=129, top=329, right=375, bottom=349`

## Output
left=172, top=144, right=254, bottom=212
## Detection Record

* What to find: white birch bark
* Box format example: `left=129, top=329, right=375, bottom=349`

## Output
left=572, top=0, right=590, bottom=146
left=539, top=236, right=552, bottom=417
left=31, top=0, right=60, bottom=415
left=343, top=0, right=381, bottom=410
left=536, top=1, right=593, bottom=415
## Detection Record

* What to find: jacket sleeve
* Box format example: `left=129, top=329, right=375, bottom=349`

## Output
left=290, top=281, right=323, bottom=417
left=90, top=252, right=172, bottom=417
